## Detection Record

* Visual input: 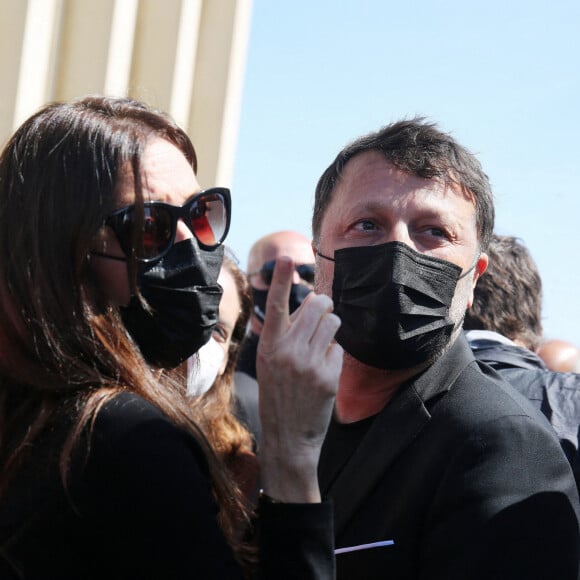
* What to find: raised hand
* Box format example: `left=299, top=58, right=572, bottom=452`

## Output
left=257, top=256, right=343, bottom=503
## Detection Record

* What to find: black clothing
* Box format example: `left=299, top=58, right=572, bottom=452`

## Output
left=235, top=332, right=262, bottom=448
left=0, top=392, right=334, bottom=579
left=234, top=371, right=263, bottom=450
left=319, top=414, right=376, bottom=492
left=319, top=334, right=580, bottom=579
left=237, top=331, right=259, bottom=379
left=467, top=329, right=580, bottom=471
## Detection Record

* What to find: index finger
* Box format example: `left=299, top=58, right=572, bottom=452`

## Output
left=259, top=256, right=294, bottom=346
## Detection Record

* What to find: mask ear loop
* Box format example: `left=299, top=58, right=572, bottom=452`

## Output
left=457, top=253, right=480, bottom=280
left=316, top=249, right=335, bottom=262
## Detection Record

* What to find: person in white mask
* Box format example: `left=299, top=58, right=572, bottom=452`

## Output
left=186, top=252, right=259, bottom=510
left=187, top=337, right=227, bottom=396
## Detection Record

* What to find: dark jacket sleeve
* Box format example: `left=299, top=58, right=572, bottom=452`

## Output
left=256, top=500, right=335, bottom=580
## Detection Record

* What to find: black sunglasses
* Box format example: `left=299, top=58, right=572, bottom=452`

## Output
left=250, top=260, right=315, bottom=286
left=106, top=187, right=231, bottom=262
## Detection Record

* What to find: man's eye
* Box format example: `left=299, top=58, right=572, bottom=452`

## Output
left=354, top=220, right=377, bottom=231
left=427, top=227, right=446, bottom=237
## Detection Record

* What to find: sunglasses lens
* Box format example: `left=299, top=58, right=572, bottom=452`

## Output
left=260, top=261, right=276, bottom=285
left=188, top=191, right=228, bottom=247
left=297, top=264, right=315, bottom=284
left=257, top=261, right=315, bottom=286
left=138, top=206, right=173, bottom=259
left=109, top=207, right=169, bottom=261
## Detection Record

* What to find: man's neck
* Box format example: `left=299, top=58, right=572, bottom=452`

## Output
left=335, top=354, right=423, bottom=423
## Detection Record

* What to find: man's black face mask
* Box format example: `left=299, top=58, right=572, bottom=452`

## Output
left=318, top=241, right=466, bottom=370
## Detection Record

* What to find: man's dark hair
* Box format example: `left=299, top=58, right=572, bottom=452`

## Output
left=463, top=234, right=543, bottom=351
left=312, top=117, right=495, bottom=250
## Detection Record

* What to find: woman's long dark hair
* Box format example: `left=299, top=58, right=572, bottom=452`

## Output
left=0, top=96, right=248, bottom=566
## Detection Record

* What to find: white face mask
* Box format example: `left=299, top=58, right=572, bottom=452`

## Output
left=186, top=337, right=226, bottom=397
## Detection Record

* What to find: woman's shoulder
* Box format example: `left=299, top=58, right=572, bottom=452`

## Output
left=86, top=390, right=209, bottom=482
left=95, top=390, right=169, bottom=425
left=71, top=398, right=240, bottom=577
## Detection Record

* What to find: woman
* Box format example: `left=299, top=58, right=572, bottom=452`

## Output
left=187, top=252, right=259, bottom=509
left=0, top=96, right=341, bottom=579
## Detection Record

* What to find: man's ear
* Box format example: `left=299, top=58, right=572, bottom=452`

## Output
left=474, top=252, right=488, bottom=281
left=467, top=252, right=488, bottom=309
left=311, top=241, right=318, bottom=257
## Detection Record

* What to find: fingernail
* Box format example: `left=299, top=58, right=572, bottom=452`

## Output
left=277, top=256, right=293, bottom=272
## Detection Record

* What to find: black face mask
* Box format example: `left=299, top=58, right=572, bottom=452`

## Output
left=121, top=239, right=224, bottom=369
left=318, top=241, right=466, bottom=370
left=252, top=284, right=312, bottom=323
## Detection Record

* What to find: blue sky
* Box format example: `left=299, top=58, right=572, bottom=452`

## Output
left=229, top=0, right=580, bottom=346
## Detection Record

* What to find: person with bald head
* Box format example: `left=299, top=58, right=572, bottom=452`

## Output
left=538, top=339, right=580, bottom=373
left=235, top=230, right=316, bottom=447
left=245, top=230, right=316, bottom=337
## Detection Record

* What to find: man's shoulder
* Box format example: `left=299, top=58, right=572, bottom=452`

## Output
left=465, top=329, right=546, bottom=370
left=543, top=368, right=580, bottom=390
left=412, top=333, right=542, bottom=424
left=433, top=357, right=555, bottom=436
left=408, top=362, right=572, bottom=494
left=494, top=364, right=580, bottom=402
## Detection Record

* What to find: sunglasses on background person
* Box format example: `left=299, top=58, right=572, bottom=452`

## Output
left=105, top=187, right=231, bottom=262
left=249, top=260, right=315, bottom=286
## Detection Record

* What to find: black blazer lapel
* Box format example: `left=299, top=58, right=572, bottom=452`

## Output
left=326, top=385, right=430, bottom=536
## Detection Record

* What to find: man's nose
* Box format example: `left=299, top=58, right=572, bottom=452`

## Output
left=386, top=224, right=413, bottom=248
left=175, top=219, right=194, bottom=243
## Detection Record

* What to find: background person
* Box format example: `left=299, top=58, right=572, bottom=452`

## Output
left=463, top=234, right=580, bottom=480
left=312, top=118, right=580, bottom=579
left=235, top=230, right=315, bottom=447
left=537, top=338, right=580, bottom=373
left=0, top=96, right=342, bottom=579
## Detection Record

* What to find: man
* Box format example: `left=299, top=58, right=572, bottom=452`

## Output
left=464, top=234, right=580, bottom=474
left=538, top=338, right=580, bottom=373
left=312, top=119, right=580, bottom=579
left=235, top=230, right=315, bottom=446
